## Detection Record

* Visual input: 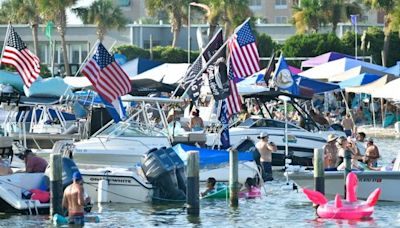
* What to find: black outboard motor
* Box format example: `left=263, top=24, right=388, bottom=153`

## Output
left=44, top=157, right=80, bottom=190
left=164, top=147, right=186, bottom=194
left=141, top=148, right=186, bottom=202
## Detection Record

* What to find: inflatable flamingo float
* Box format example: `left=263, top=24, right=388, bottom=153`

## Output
left=303, top=172, right=381, bottom=219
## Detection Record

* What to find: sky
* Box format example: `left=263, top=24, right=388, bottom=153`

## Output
left=0, top=0, right=95, bottom=25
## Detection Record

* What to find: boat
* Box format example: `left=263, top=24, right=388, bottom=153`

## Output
left=286, top=153, right=400, bottom=202
left=206, top=91, right=345, bottom=166
left=0, top=157, right=84, bottom=214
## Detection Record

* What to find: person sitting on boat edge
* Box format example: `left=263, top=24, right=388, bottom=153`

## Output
left=18, top=149, right=48, bottom=173
left=188, top=109, right=204, bottom=132
left=63, top=171, right=86, bottom=226
left=256, top=132, right=277, bottom=181
left=201, top=177, right=216, bottom=197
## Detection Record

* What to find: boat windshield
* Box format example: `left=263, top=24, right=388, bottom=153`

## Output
left=238, top=118, right=304, bottom=130
left=97, top=121, right=167, bottom=137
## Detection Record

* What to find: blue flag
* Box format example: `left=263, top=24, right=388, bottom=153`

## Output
left=350, top=15, right=357, bottom=26
left=219, top=100, right=230, bottom=149
left=273, top=55, right=299, bottom=95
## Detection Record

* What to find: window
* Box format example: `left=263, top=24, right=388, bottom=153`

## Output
left=249, top=0, right=261, bottom=6
left=117, top=0, right=130, bottom=7
left=275, top=16, right=288, bottom=24
left=275, top=0, right=287, bottom=9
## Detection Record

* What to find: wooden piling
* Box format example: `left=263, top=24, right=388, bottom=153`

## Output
left=229, top=148, right=239, bottom=207
left=313, top=148, right=324, bottom=195
left=344, top=149, right=352, bottom=198
left=186, top=151, right=199, bottom=216
left=49, top=153, right=63, bottom=216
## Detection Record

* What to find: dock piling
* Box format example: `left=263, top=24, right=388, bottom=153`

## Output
left=186, top=151, right=199, bottom=216
left=313, top=148, right=325, bottom=195
left=49, top=153, right=63, bottom=216
left=229, top=148, right=239, bottom=207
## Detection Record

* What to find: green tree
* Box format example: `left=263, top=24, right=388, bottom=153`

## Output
left=363, top=0, right=397, bottom=66
left=37, top=0, right=77, bottom=76
left=0, top=0, right=40, bottom=56
left=198, top=0, right=251, bottom=38
left=292, top=0, right=325, bottom=33
left=72, top=0, right=128, bottom=42
left=146, top=0, right=189, bottom=47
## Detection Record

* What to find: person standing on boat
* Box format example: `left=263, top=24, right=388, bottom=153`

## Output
left=188, top=109, right=204, bottom=132
left=256, top=132, right=277, bottom=181
left=336, top=136, right=348, bottom=167
left=363, top=138, right=380, bottom=167
left=63, top=171, right=85, bottom=226
left=20, top=150, right=48, bottom=173
left=323, top=134, right=338, bottom=170
left=341, top=114, right=355, bottom=137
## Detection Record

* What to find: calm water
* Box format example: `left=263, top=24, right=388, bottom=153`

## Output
left=1, top=137, right=399, bottom=227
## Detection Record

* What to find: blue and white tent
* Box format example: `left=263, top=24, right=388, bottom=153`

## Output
left=338, top=73, right=381, bottom=89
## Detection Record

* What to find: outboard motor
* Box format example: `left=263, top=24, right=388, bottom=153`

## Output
left=164, top=147, right=186, bottom=194
left=44, top=157, right=80, bottom=190
left=141, top=148, right=186, bottom=202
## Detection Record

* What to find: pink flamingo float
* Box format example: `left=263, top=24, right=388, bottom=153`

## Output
left=303, top=172, right=381, bottom=219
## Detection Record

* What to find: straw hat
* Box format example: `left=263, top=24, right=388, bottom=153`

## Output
left=257, top=132, right=269, bottom=139
left=326, top=134, right=338, bottom=143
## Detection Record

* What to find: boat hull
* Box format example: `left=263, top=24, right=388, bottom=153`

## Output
left=287, top=170, right=400, bottom=201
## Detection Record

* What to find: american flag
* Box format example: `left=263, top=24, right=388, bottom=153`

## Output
left=1, top=25, right=40, bottom=88
left=81, top=43, right=131, bottom=103
left=226, top=21, right=260, bottom=116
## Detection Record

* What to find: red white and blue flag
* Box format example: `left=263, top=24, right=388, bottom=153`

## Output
left=226, top=21, right=260, bottom=116
left=81, top=43, right=131, bottom=122
left=1, top=25, right=41, bottom=88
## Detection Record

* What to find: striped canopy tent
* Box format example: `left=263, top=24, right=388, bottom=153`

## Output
left=301, top=52, right=354, bottom=69
left=338, top=73, right=381, bottom=88
left=328, top=65, right=386, bottom=82
left=299, top=57, right=386, bottom=81
left=384, top=61, right=400, bottom=76
left=345, top=75, right=397, bottom=94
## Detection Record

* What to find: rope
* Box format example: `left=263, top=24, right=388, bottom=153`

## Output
left=85, top=182, right=186, bottom=203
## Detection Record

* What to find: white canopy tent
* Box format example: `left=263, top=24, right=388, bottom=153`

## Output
left=371, top=78, right=400, bottom=100
left=131, top=63, right=190, bottom=85
left=299, top=57, right=387, bottom=80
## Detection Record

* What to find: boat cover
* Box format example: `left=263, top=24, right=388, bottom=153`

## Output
left=172, top=143, right=254, bottom=167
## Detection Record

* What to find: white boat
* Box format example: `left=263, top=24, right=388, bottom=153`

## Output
left=206, top=117, right=344, bottom=166
left=286, top=154, right=400, bottom=202
left=80, top=166, right=154, bottom=203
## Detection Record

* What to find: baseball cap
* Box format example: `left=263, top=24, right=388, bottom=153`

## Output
left=73, top=171, right=82, bottom=181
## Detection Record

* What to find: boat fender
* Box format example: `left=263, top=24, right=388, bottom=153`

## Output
left=98, top=179, right=109, bottom=203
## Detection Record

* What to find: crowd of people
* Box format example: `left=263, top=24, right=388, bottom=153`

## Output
left=323, top=132, right=382, bottom=171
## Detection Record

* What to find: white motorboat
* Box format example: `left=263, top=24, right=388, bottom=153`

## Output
left=286, top=154, right=400, bottom=202
left=72, top=121, right=170, bottom=167
left=206, top=117, right=344, bottom=166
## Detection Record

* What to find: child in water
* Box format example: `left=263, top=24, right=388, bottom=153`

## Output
left=201, top=177, right=216, bottom=196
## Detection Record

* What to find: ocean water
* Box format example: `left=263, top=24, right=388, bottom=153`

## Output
left=0, top=137, right=399, bottom=227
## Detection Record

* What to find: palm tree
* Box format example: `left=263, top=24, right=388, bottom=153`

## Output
left=37, top=0, right=77, bottom=76
left=199, top=0, right=251, bottom=39
left=146, top=0, right=189, bottom=47
left=292, top=0, right=325, bottom=33
left=0, top=0, right=40, bottom=56
left=363, top=0, right=396, bottom=66
left=321, top=0, right=363, bottom=33
left=72, top=0, right=128, bottom=42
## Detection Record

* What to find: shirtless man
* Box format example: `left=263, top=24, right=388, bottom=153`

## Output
left=63, top=171, right=85, bottom=226
left=323, top=134, right=338, bottom=169
left=255, top=132, right=277, bottom=181
left=341, top=114, right=354, bottom=137
left=364, top=138, right=380, bottom=167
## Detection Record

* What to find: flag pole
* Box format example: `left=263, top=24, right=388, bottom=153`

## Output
left=171, top=27, right=224, bottom=98
left=354, top=15, right=358, bottom=60
left=0, top=23, right=11, bottom=69
left=179, top=17, right=252, bottom=99
left=73, top=39, right=101, bottom=77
